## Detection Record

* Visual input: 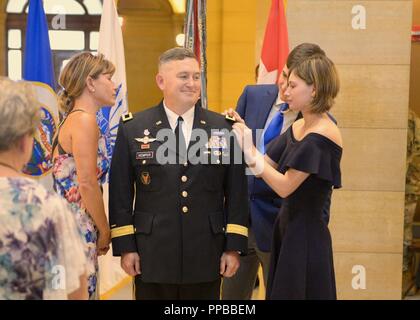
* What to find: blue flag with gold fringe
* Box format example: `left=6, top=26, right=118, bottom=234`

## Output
left=23, top=0, right=55, bottom=89
left=22, top=0, right=59, bottom=189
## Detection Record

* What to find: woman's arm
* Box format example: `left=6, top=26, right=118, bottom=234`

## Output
left=234, top=122, right=309, bottom=198
left=248, top=151, right=309, bottom=198
left=265, top=154, right=278, bottom=170
left=71, top=114, right=110, bottom=254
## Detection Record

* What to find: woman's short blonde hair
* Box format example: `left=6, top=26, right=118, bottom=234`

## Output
left=58, top=52, right=115, bottom=114
left=0, top=77, right=40, bottom=151
left=289, top=54, right=340, bottom=113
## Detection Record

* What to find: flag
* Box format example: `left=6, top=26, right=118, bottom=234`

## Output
left=97, top=0, right=130, bottom=299
left=97, top=0, right=128, bottom=160
left=257, top=0, right=289, bottom=84
left=184, top=0, right=207, bottom=109
left=23, top=0, right=58, bottom=191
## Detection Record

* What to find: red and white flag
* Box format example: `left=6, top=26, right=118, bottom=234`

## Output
left=257, top=0, right=289, bottom=84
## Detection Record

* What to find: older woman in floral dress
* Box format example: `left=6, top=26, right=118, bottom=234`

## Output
left=0, top=77, right=89, bottom=300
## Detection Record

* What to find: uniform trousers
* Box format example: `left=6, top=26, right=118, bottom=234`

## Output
left=135, top=277, right=221, bottom=300
left=221, top=229, right=271, bottom=300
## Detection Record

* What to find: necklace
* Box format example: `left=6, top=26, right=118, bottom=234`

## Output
left=0, top=161, right=20, bottom=173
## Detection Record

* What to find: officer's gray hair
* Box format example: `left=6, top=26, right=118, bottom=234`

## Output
left=158, top=47, right=198, bottom=67
left=0, top=77, right=40, bottom=152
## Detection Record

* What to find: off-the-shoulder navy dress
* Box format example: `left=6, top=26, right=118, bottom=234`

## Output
left=265, top=126, right=342, bottom=300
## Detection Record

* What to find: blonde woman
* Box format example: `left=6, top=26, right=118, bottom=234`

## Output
left=0, top=77, right=88, bottom=299
left=52, top=52, right=116, bottom=299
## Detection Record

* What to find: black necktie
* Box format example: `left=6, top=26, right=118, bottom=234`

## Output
left=175, top=116, right=187, bottom=163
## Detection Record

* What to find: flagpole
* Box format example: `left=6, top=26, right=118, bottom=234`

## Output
left=184, top=0, right=207, bottom=109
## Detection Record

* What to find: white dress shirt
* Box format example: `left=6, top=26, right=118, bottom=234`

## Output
left=163, top=102, right=195, bottom=147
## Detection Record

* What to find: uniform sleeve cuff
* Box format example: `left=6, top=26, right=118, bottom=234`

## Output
left=225, top=233, right=248, bottom=255
left=111, top=235, right=137, bottom=256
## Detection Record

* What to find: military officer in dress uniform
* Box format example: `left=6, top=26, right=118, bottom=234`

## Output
left=108, top=47, right=249, bottom=300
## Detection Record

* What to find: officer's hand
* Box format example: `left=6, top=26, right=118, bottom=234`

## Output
left=222, top=108, right=245, bottom=124
left=121, top=252, right=141, bottom=276
left=219, top=251, right=240, bottom=278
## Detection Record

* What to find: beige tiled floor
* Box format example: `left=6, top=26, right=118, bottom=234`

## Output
left=105, top=281, right=132, bottom=300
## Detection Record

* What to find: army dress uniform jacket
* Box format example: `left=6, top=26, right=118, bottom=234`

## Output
left=109, top=102, right=249, bottom=284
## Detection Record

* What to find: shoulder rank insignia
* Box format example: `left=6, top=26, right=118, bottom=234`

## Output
left=122, top=112, right=133, bottom=122
left=225, top=114, right=236, bottom=122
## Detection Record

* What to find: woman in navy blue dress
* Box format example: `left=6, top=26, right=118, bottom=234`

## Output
left=232, top=53, right=342, bottom=299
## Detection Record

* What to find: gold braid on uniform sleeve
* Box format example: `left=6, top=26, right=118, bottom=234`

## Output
left=111, top=225, right=135, bottom=239
left=226, top=224, right=248, bottom=237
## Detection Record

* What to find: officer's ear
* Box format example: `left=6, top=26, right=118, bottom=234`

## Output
left=156, top=73, right=165, bottom=90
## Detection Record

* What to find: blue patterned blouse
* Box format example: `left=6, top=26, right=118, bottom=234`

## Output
left=0, top=177, right=89, bottom=300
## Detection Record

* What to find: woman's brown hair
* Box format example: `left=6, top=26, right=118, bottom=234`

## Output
left=57, top=52, right=115, bottom=114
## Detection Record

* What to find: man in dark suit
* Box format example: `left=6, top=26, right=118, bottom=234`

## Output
left=108, top=47, right=249, bottom=300
left=222, top=43, right=331, bottom=300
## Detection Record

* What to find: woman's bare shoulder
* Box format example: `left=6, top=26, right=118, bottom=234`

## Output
left=313, top=119, right=343, bottom=148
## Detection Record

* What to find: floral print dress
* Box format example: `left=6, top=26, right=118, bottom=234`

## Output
left=52, top=135, right=109, bottom=299
left=0, top=177, right=88, bottom=300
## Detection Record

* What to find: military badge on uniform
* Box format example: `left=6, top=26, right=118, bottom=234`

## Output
left=135, top=136, right=157, bottom=144
left=135, top=129, right=157, bottom=150
left=204, top=131, right=230, bottom=161
left=136, top=151, right=154, bottom=160
left=140, top=172, right=151, bottom=185
left=205, top=131, right=228, bottom=150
